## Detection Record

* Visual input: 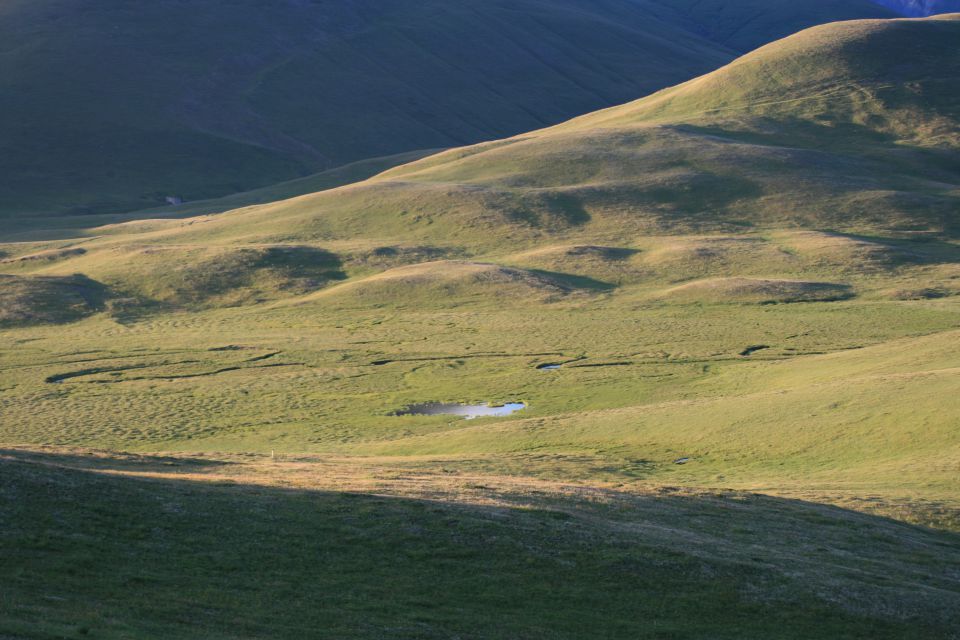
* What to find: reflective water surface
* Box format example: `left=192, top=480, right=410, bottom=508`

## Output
left=396, top=402, right=527, bottom=419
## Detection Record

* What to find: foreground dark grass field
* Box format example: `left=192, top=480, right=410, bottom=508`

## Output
left=2, top=448, right=959, bottom=640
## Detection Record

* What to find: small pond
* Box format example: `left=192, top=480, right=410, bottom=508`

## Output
left=396, top=402, right=527, bottom=420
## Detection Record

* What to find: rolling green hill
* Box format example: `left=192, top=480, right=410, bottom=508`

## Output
left=2, top=16, right=957, bottom=316
left=2, top=14, right=959, bottom=639
left=1, top=13, right=957, bottom=496
left=0, top=0, right=894, bottom=218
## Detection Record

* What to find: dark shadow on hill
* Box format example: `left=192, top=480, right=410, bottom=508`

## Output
left=0, top=274, right=113, bottom=328
left=603, top=171, right=764, bottom=225
left=569, top=246, right=640, bottom=261
left=0, top=447, right=234, bottom=474
left=823, top=230, right=960, bottom=264
left=676, top=119, right=960, bottom=189
left=135, top=149, right=444, bottom=219
left=0, top=151, right=442, bottom=243
left=508, top=191, right=592, bottom=228
left=1, top=448, right=958, bottom=639
left=526, top=269, right=617, bottom=292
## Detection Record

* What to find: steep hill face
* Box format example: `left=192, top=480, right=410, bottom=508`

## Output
left=0, top=0, right=892, bottom=218
left=871, top=0, right=960, bottom=15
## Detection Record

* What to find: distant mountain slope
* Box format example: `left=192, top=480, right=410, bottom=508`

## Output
left=871, top=0, right=960, bottom=15
left=0, top=0, right=893, bottom=218
left=661, top=0, right=898, bottom=50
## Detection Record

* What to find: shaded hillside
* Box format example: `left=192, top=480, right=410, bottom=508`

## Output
left=0, top=0, right=893, bottom=218
left=664, top=0, right=897, bottom=50
left=3, top=449, right=958, bottom=639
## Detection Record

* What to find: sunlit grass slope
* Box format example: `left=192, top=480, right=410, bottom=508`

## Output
left=4, top=16, right=956, bottom=513
left=1, top=291, right=957, bottom=525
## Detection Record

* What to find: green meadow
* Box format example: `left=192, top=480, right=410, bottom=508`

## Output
left=1, top=13, right=959, bottom=640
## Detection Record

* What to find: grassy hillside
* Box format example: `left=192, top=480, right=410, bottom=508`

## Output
left=0, top=0, right=894, bottom=218
left=1, top=15, right=958, bottom=637
left=0, top=19, right=960, bottom=498
left=0, top=148, right=440, bottom=245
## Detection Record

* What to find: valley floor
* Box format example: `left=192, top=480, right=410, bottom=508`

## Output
left=2, top=282, right=959, bottom=637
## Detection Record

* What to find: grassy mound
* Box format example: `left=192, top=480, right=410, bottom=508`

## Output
left=658, top=277, right=854, bottom=303
left=0, top=274, right=110, bottom=327
left=303, top=261, right=576, bottom=308
left=504, top=245, right=638, bottom=286
left=346, top=245, right=464, bottom=271
left=106, top=246, right=347, bottom=308
left=637, top=236, right=796, bottom=279
left=563, top=14, right=960, bottom=142
left=774, top=231, right=922, bottom=269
